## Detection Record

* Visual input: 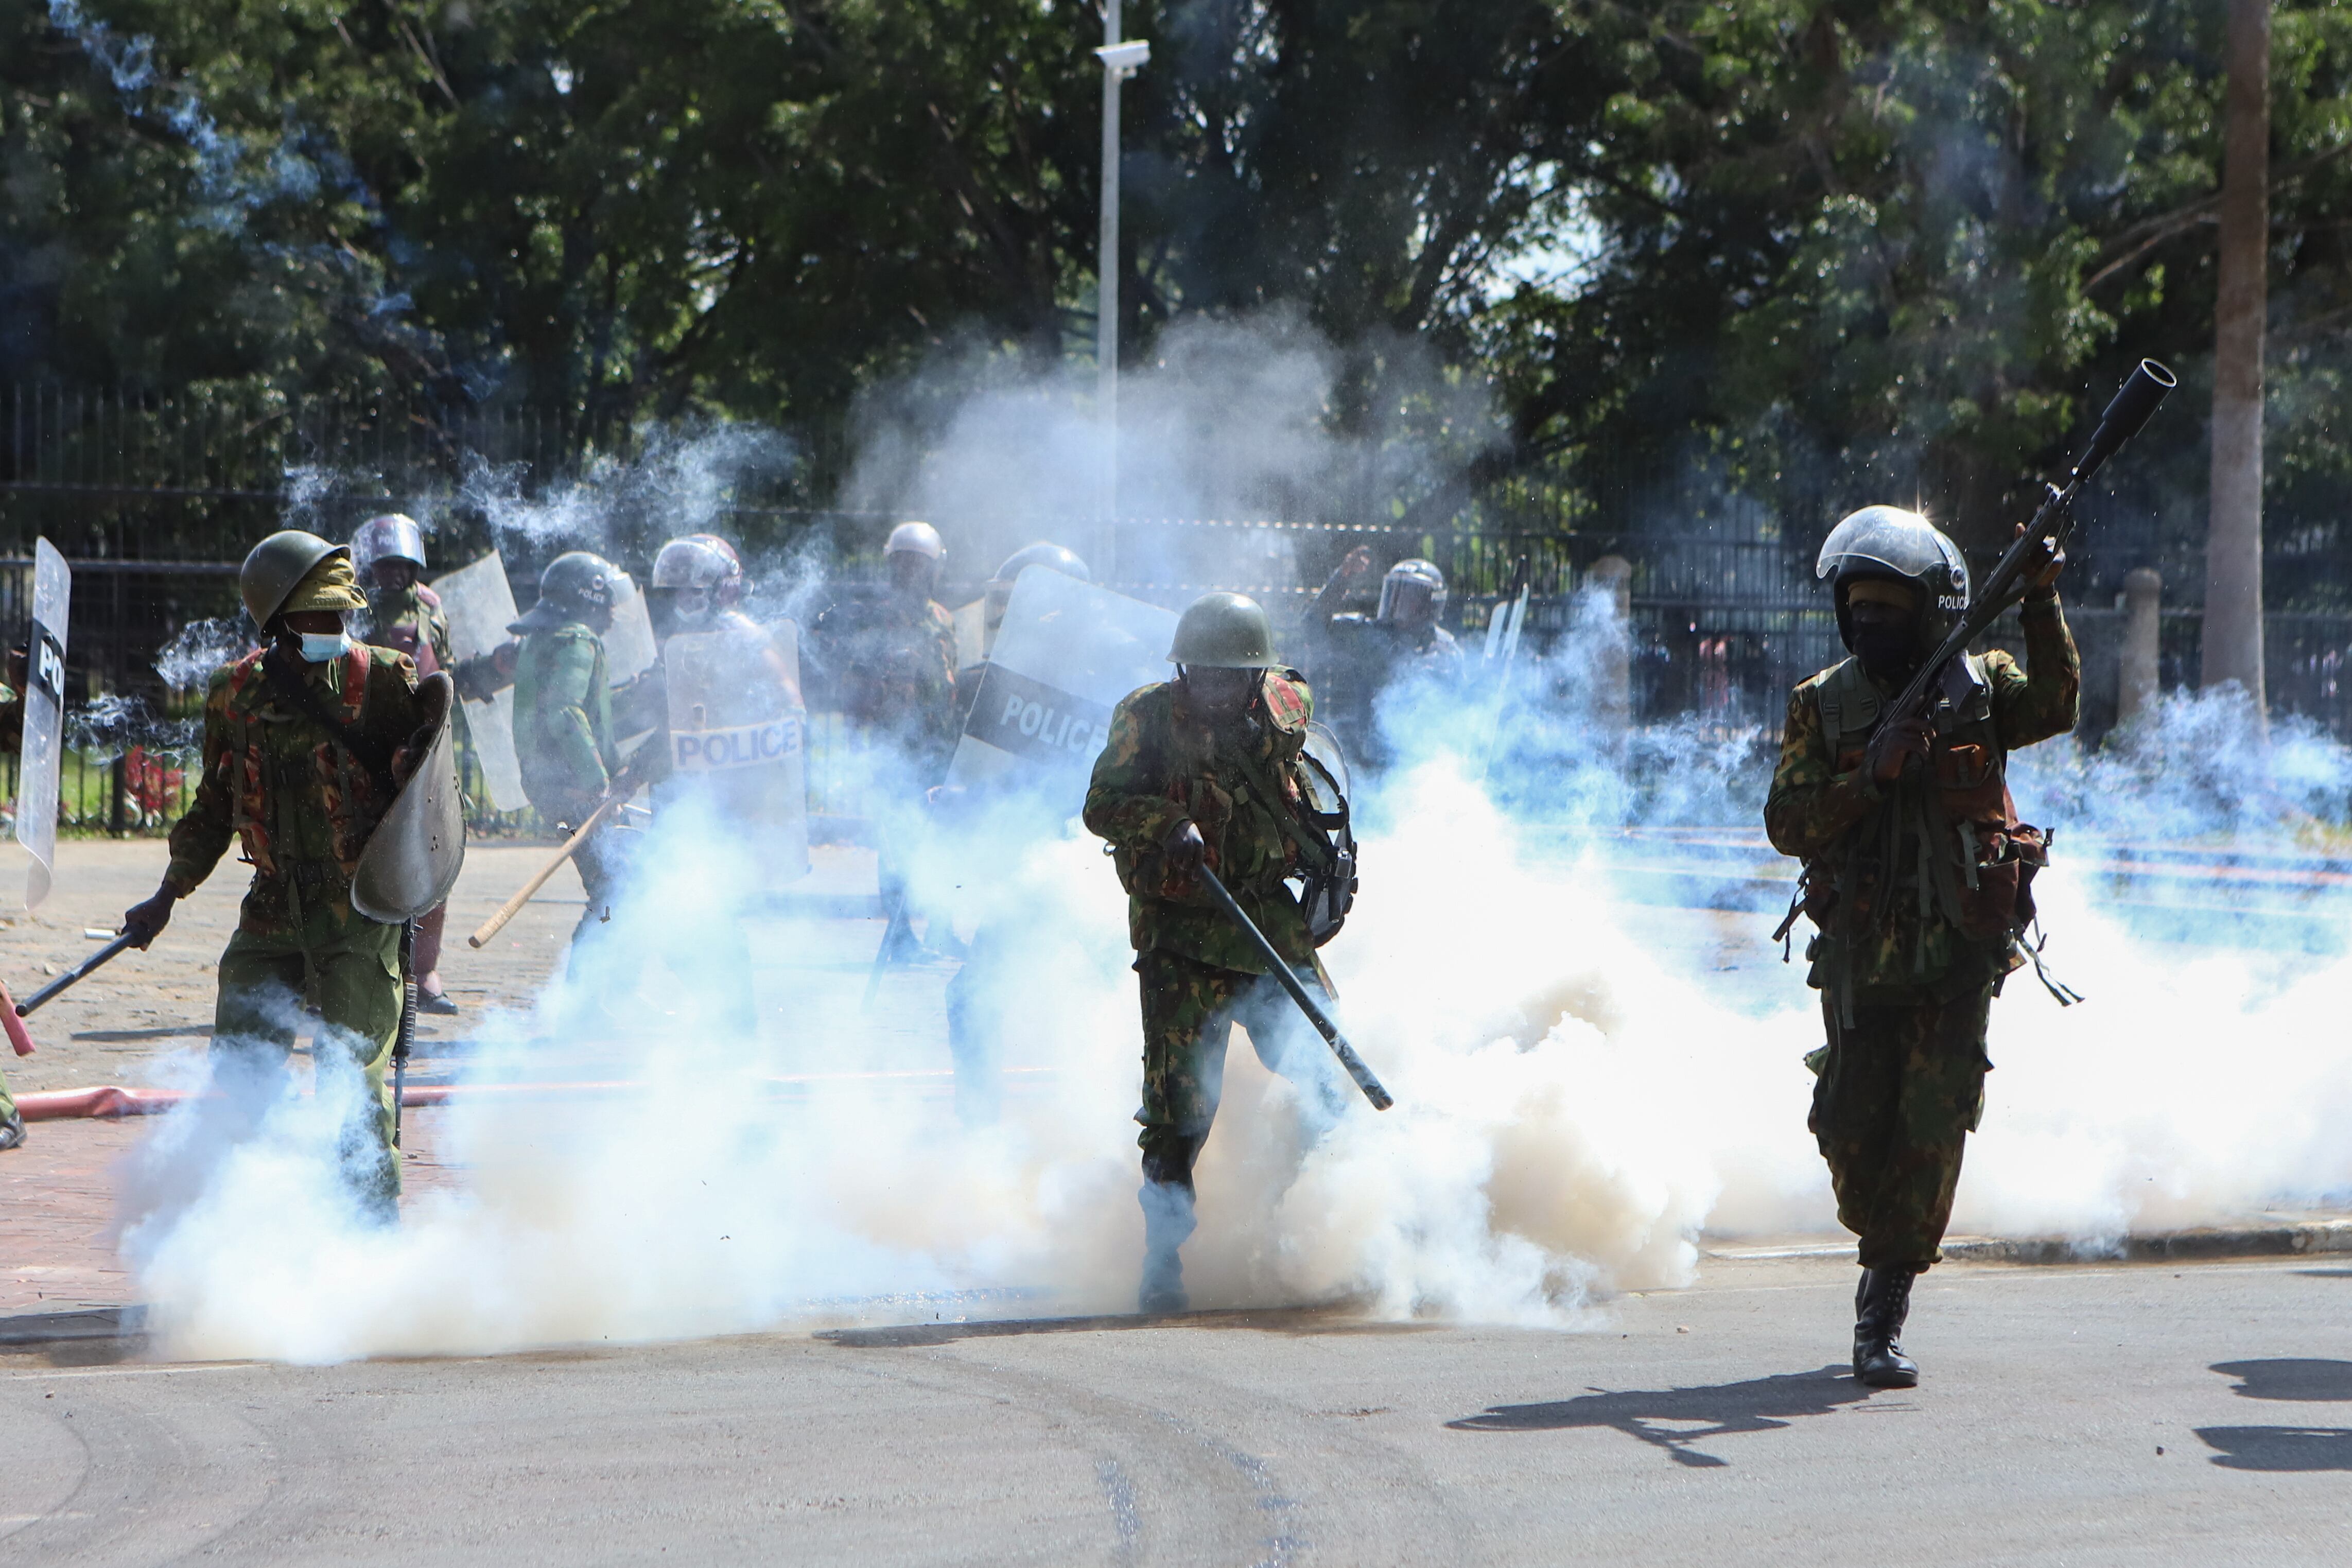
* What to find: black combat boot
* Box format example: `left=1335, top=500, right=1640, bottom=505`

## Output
left=1137, top=1181, right=1197, bottom=1314
left=0, top=1110, right=24, bottom=1152
left=1853, top=1267, right=1920, bottom=1388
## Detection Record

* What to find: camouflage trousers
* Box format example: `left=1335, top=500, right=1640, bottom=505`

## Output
left=0, top=1062, right=15, bottom=1124
left=214, top=916, right=405, bottom=1217
left=1133, top=947, right=1341, bottom=1191
left=1809, top=984, right=1994, bottom=1271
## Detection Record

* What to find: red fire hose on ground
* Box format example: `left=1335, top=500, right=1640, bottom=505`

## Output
left=11, top=1068, right=1041, bottom=1122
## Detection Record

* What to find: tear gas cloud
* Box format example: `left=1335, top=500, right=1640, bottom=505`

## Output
left=114, top=315, right=2352, bottom=1364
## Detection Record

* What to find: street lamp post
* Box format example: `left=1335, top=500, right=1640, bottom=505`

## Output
left=1094, top=13, right=1148, bottom=519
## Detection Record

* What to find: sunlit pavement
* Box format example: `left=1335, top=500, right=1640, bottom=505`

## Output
left=1, top=1253, right=2345, bottom=1564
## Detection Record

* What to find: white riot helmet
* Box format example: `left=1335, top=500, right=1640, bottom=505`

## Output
left=352, top=513, right=427, bottom=576
left=653, top=534, right=745, bottom=593
left=651, top=533, right=745, bottom=631
left=885, top=521, right=945, bottom=561
left=1378, top=558, right=1447, bottom=624
left=1816, top=506, right=1971, bottom=653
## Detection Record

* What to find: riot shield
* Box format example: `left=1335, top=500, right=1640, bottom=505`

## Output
left=945, top=568, right=1178, bottom=793
left=14, top=541, right=69, bottom=909
left=430, top=551, right=528, bottom=812
left=952, top=598, right=987, bottom=671
left=605, top=575, right=660, bottom=685
left=660, top=619, right=809, bottom=886
left=351, top=673, right=467, bottom=922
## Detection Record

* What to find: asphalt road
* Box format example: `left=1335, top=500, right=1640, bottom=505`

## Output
left=3, top=1253, right=2345, bottom=1566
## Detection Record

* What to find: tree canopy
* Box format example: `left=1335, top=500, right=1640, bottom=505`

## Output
left=3, top=0, right=2347, bottom=584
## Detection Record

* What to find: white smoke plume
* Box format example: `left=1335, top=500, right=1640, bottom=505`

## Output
left=108, top=315, right=2352, bottom=1364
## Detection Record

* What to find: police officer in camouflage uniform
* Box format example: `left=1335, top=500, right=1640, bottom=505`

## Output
left=824, top=521, right=960, bottom=955
left=1766, top=506, right=2078, bottom=1387
left=351, top=513, right=462, bottom=1013
left=1085, top=591, right=1348, bottom=1313
left=120, top=531, right=441, bottom=1217
left=510, top=551, right=633, bottom=967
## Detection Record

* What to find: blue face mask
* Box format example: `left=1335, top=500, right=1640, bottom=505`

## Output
left=297, top=631, right=352, bottom=665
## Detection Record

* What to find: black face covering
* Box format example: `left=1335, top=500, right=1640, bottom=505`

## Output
left=1852, top=622, right=1919, bottom=680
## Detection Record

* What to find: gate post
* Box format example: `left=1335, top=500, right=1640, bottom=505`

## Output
left=1588, top=554, right=1633, bottom=734
left=2119, top=567, right=2162, bottom=727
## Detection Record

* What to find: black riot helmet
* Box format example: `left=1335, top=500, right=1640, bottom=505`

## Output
left=1816, top=506, right=1971, bottom=655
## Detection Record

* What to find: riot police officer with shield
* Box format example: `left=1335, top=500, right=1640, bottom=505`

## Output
left=511, top=551, right=636, bottom=969
left=118, top=530, right=445, bottom=1215
left=1306, top=546, right=1465, bottom=769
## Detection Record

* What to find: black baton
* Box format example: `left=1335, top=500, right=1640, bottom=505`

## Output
left=1196, top=866, right=1393, bottom=1111
left=15, top=932, right=137, bottom=1017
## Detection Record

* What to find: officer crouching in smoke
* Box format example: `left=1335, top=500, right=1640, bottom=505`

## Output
left=119, top=531, right=444, bottom=1218
left=1766, top=506, right=2077, bottom=1388
left=1084, top=592, right=1350, bottom=1313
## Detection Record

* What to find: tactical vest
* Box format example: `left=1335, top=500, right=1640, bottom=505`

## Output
left=1806, top=653, right=2048, bottom=962
left=1108, top=673, right=1345, bottom=935
left=220, top=644, right=394, bottom=880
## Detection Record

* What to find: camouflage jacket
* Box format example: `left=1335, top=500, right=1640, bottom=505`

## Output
left=166, top=643, right=425, bottom=933
left=1766, top=594, right=2079, bottom=1004
left=513, top=621, right=619, bottom=811
left=364, top=583, right=454, bottom=677
left=1083, top=672, right=1321, bottom=975
left=845, top=596, right=959, bottom=768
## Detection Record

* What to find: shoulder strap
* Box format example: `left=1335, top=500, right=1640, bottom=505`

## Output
left=262, top=645, right=396, bottom=792
left=1813, top=657, right=1880, bottom=753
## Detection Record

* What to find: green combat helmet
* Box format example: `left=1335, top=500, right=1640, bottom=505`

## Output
left=510, top=551, right=625, bottom=634
left=239, top=530, right=346, bottom=628
left=1168, top=591, right=1276, bottom=669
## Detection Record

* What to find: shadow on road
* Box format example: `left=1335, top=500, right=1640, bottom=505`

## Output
left=822, top=1304, right=1430, bottom=1349
left=1447, top=1365, right=1873, bottom=1467
left=2195, top=1427, right=2352, bottom=1471
left=70, top=1025, right=212, bottom=1041
left=2211, top=1358, right=2352, bottom=1401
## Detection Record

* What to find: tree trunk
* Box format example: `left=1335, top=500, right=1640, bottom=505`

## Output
left=2201, top=0, right=2270, bottom=722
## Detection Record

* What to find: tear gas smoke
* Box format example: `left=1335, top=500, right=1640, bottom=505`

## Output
left=110, top=318, right=2352, bottom=1365
left=63, top=692, right=201, bottom=766
left=154, top=617, right=259, bottom=692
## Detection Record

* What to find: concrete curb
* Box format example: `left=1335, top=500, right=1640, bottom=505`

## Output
left=1706, top=1220, right=2352, bottom=1266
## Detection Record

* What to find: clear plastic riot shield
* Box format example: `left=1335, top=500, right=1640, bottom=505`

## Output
left=430, top=551, right=528, bottom=811
left=660, top=619, right=810, bottom=886
left=14, top=541, right=70, bottom=909
left=952, top=598, right=987, bottom=671
left=605, top=574, right=660, bottom=685
left=945, top=568, right=1179, bottom=794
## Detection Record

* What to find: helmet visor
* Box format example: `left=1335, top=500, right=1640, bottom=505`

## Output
left=1816, top=507, right=1970, bottom=601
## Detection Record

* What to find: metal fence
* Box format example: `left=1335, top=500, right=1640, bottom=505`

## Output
left=7, top=382, right=2352, bottom=839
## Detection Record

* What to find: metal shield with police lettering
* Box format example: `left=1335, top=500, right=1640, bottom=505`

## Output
left=350, top=672, right=468, bottom=922
left=661, top=620, right=809, bottom=885
left=945, top=567, right=1178, bottom=792
left=430, top=550, right=529, bottom=812
left=14, top=540, right=69, bottom=909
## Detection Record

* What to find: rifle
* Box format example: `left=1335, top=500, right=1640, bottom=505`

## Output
left=1196, top=865, right=1393, bottom=1111
left=1869, top=359, right=2175, bottom=748
left=860, top=889, right=916, bottom=1011
left=393, top=918, right=417, bottom=1145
